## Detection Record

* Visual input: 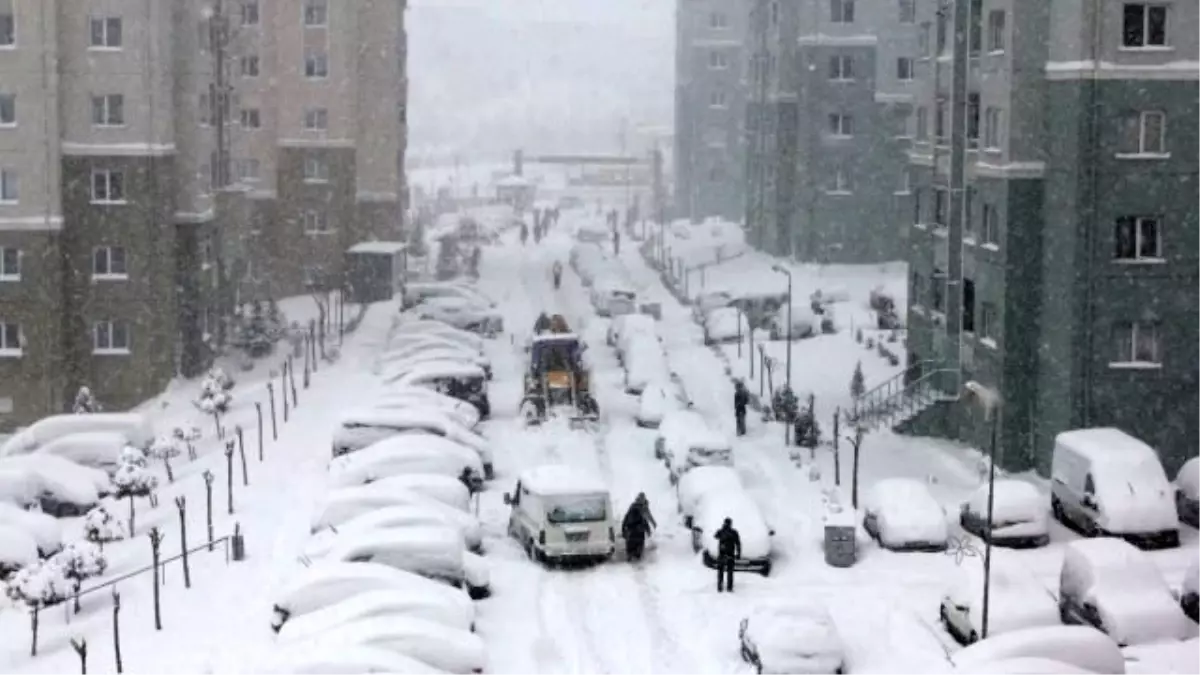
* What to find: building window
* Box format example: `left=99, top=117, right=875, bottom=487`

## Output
left=896, top=168, right=911, bottom=195
left=304, top=108, right=328, bottom=130
left=899, top=0, right=916, bottom=24
left=198, top=92, right=211, bottom=125
left=935, top=100, right=947, bottom=143
left=709, top=11, right=729, bottom=29
left=0, top=168, right=16, bottom=203
left=0, top=247, right=19, bottom=280
left=236, top=158, right=260, bottom=182
left=981, top=203, right=998, bottom=244
left=897, top=57, right=914, bottom=81
left=241, top=0, right=260, bottom=26
left=91, top=94, right=125, bottom=127
left=0, top=0, right=14, bottom=47
left=1122, top=3, right=1168, bottom=48
left=829, top=55, right=854, bottom=80
left=962, top=278, right=976, bottom=333
left=983, top=106, right=1003, bottom=149
left=0, top=93, right=13, bottom=125
left=709, top=90, right=727, bottom=108
left=918, top=23, right=931, bottom=57
left=969, top=0, right=983, bottom=54
left=305, top=50, right=329, bottom=78
left=1118, top=111, right=1166, bottom=155
left=931, top=267, right=945, bottom=313
left=93, top=246, right=128, bottom=278
left=304, top=0, right=328, bottom=27
left=1112, top=321, right=1160, bottom=365
left=964, top=186, right=977, bottom=238
left=0, top=321, right=20, bottom=355
left=828, top=113, right=854, bottom=137
left=1114, top=216, right=1162, bottom=261
left=303, top=156, right=328, bottom=182
left=916, top=106, right=928, bottom=140
left=936, top=11, right=948, bottom=53
left=980, top=302, right=997, bottom=341
left=303, top=210, right=327, bottom=234
left=89, top=17, right=122, bottom=48
left=708, top=50, right=729, bottom=70
left=240, top=54, right=259, bottom=77
left=93, top=320, right=130, bottom=354
left=934, top=188, right=948, bottom=228
left=240, top=108, right=261, bottom=129
left=830, top=0, right=855, bottom=23
left=828, top=170, right=852, bottom=194
left=988, top=10, right=1006, bottom=51
left=967, top=93, right=980, bottom=147
left=91, top=169, right=125, bottom=204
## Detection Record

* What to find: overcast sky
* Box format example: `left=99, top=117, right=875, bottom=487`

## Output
left=407, top=0, right=673, bottom=162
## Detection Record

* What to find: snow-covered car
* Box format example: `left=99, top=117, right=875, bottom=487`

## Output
left=691, top=290, right=733, bottom=322
left=655, top=410, right=733, bottom=484
left=305, top=503, right=483, bottom=556
left=331, top=408, right=493, bottom=478
left=623, top=339, right=670, bottom=395
left=955, top=658, right=1097, bottom=674
left=0, top=455, right=109, bottom=516
left=321, top=526, right=489, bottom=599
left=381, top=346, right=493, bottom=381
left=691, top=488, right=773, bottom=575
left=766, top=304, right=817, bottom=341
left=32, top=431, right=129, bottom=472
left=310, top=487, right=472, bottom=534
left=1058, top=537, right=1194, bottom=645
left=1175, top=456, right=1198, bottom=528
left=738, top=600, right=845, bottom=674
left=959, top=480, right=1049, bottom=548
left=703, top=307, right=749, bottom=345
left=607, top=313, right=657, bottom=354
left=950, top=625, right=1126, bottom=675
left=407, top=297, right=503, bottom=337
left=291, top=616, right=486, bottom=674
left=677, top=466, right=743, bottom=528
left=269, top=561, right=468, bottom=632
left=327, top=436, right=486, bottom=489
left=0, top=413, right=154, bottom=456
left=0, top=503, right=62, bottom=556
left=403, top=281, right=497, bottom=310
left=576, top=223, right=610, bottom=244
left=0, top=524, right=40, bottom=576
left=389, top=323, right=485, bottom=355
left=277, top=588, right=475, bottom=644
left=636, top=383, right=679, bottom=429
left=940, top=563, right=1060, bottom=644
left=862, top=478, right=948, bottom=552
left=331, top=474, right=470, bottom=512
left=373, top=389, right=481, bottom=430
left=1181, top=557, right=1198, bottom=622
left=254, top=645, right=445, bottom=675
left=591, top=279, right=638, bottom=317
left=388, top=362, right=491, bottom=419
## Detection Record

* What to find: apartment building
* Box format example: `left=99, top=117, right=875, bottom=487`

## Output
left=674, top=0, right=748, bottom=222
left=904, top=0, right=1198, bottom=474
left=746, top=0, right=917, bottom=263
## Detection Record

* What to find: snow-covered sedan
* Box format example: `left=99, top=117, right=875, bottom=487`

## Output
left=381, top=343, right=493, bottom=380
left=940, top=563, right=1060, bottom=644
left=283, top=615, right=487, bottom=674
left=303, top=503, right=484, bottom=555
left=691, top=488, right=774, bottom=575
left=327, top=436, right=486, bottom=489
left=276, top=588, right=476, bottom=642
left=703, top=307, right=749, bottom=345
left=655, top=410, right=733, bottom=484
left=331, top=407, right=493, bottom=478
left=862, top=478, right=948, bottom=552
left=738, top=601, right=845, bottom=674
left=623, top=338, right=670, bottom=395
left=403, top=281, right=496, bottom=311
left=388, top=322, right=486, bottom=356
left=0, top=503, right=62, bottom=556
left=636, top=383, right=679, bottom=429
left=1175, top=456, right=1199, bottom=528
left=406, top=297, right=503, bottom=337
left=310, top=487, right=475, bottom=534
left=388, top=361, right=491, bottom=419
left=255, top=645, right=445, bottom=675
left=321, top=526, right=490, bottom=599
left=676, top=466, right=743, bottom=528
left=959, top=480, right=1049, bottom=548
left=950, top=625, right=1125, bottom=675
left=332, top=474, right=470, bottom=512
left=766, top=304, right=817, bottom=342
left=373, top=388, right=482, bottom=430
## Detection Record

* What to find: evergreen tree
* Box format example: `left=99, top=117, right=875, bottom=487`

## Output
left=243, top=301, right=273, bottom=357
left=850, top=361, right=866, bottom=399
left=72, top=386, right=100, bottom=414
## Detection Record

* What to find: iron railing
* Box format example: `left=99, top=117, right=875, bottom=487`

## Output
left=851, top=362, right=955, bottom=431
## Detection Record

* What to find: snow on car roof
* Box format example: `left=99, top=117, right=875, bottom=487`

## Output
left=952, top=625, right=1125, bottom=674
left=1055, top=427, right=1159, bottom=465
left=1176, top=456, right=1199, bottom=499
left=394, top=361, right=486, bottom=381
left=964, top=479, right=1044, bottom=522
left=866, top=478, right=939, bottom=512
left=1, top=412, right=153, bottom=456
left=325, top=526, right=466, bottom=562
left=519, top=465, right=608, bottom=496
left=258, top=644, right=444, bottom=675
left=0, top=524, right=39, bottom=566
left=339, top=407, right=459, bottom=430
left=1062, top=537, right=1162, bottom=585
left=347, top=241, right=407, bottom=254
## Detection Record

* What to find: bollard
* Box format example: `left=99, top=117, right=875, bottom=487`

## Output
left=231, top=523, right=246, bottom=562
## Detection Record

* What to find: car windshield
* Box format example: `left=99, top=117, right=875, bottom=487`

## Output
left=546, top=497, right=607, bottom=523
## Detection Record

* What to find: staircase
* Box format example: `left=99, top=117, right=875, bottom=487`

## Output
left=850, top=362, right=957, bottom=432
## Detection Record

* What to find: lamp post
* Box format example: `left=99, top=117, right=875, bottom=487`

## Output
left=966, top=381, right=1001, bottom=640
left=771, top=264, right=793, bottom=392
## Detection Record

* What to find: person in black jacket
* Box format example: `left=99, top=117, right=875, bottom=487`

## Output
left=622, top=493, right=656, bottom=561
left=733, top=379, right=749, bottom=437
left=713, top=518, right=741, bottom=592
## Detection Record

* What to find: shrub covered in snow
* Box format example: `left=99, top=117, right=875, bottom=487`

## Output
left=50, top=541, right=107, bottom=591
left=72, top=386, right=101, bottom=414
left=850, top=362, right=865, bottom=399
left=82, top=506, right=125, bottom=544
left=119, top=444, right=147, bottom=468
left=112, top=461, right=158, bottom=498
left=148, top=434, right=183, bottom=481
left=195, top=368, right=234, bottom=414
left=4, top=559, right=70, bottom=607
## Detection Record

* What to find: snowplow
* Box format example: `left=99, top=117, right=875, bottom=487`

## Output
left=521, top=315, right=599, bottom=427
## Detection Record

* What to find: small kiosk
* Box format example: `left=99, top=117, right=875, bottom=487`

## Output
left=343, top=241, right=408, bottom=304
left=495, top=174, right=535, bottom=211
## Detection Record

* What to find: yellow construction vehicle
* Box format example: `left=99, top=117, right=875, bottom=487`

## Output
left=522, top=315, right=599, bottom=425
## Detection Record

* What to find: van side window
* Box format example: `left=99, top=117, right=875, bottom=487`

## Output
left=1083, top=474, right=1095, bottom=495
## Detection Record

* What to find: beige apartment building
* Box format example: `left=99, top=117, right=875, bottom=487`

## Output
left=0, top=0, right=408, bottom=429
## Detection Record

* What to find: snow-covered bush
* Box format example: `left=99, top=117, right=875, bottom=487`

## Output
left=82, top=506, right=125, bottom=545
left=4, top=560, right=69, bottom=608
left=266, top=298, right=288, bottom=342
left=850, top=361, right=865, bottom=399
left=241, top=301, right=276, bottom=358
left=72, top=386, right=101, bottom=414
left=112, top=462, right=158, bottom=498
left=196, top=368, right=234, bottom=414
left=148, top=434, right=183, bottom=482
left=119, top=444, right=147, bottom=468
left=50, top=542, right=107, bottom=596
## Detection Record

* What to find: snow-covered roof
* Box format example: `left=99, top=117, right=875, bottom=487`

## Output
left=392, top=360, right=487, bottom=382
left=347, top=241, right=407, bottom=255
left=519, top=465, right=608, bottom=496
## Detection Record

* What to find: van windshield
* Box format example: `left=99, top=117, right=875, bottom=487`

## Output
left=547, top=497, right=607, bottom=523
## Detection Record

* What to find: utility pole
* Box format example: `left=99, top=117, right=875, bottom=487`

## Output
left=945, top=0, right=969, bottom=395
left=652, top=142, right=666, bottom=255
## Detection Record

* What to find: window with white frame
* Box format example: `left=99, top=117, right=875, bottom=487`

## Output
left=0, top=0, right=14, bottom=47
left=89, top=17, right=122, bottom=48
left=708, top=50, right=729, bottom=69
left=980, top=302, right=997, bottom=341
left=1122, top=3, right=1168, bottom=48
left=241, top=0, right=260, bottom=26
left=304, top=0, right=328, bottom=27
left=829, top=113, right=854, bottom=137
left=984, top=106, right=1003, bottom=149
left=91, top=94, right=125, bottom=126
left=830, top=0, right=855, bottom=23
left=709, top=11, right=729, bottom=29
left=896, top=57, right=914, bottom=81
left=0, top=93, right=13, bottom=125
left=91, top=169, right=125, bottom=203
left=304, top=108, right=328, bottom=130
left=0, top=247, right=19, bottom=280
left=93, top=320, right=130, bottom=354
left=1114, top=215, right=1162, bottom=261
left=829, top=54, right=854, bottom=80
left=236, top=158, right=260, bottom=182
left=899, top=0, right=916, bottom=23
left=93, top=246, right=128, bottom=278
left=240, top=107, right=261, bottom=129
left=1112, top=321, right=1160, bottom=365
left=709, top=89, right=727, bottom=108
left=0, top=168, right=16, bottom=203
left=0, top=321, right=19, bottom=355
left=1118, top=110, right=1166, bottom=155
left=988, top=10, right=1006, bottom=51
left=305, top=50, right=329, bottom=77
left=303, top=210, right=327, bottom=234
left=240, top=54, right=259, bottom=77
left=303, top=156, right=328, bottom=182
left=828, top=170, right=852, bottom=194
left=981, top=203, right=999, bottom=244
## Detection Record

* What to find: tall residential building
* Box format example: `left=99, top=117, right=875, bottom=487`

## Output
left=0, top=0, right=407, bottom=431
left=901, top=0, right=1198, bottom=474
left=746, top=0, right=917, bottom=263
left=674, top=0, right=748, bottom=222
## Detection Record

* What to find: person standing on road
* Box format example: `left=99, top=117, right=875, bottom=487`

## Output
left=733, top=379, right=749, bottom=437
left=622, top=493, right=656, bottom=562
left=552, top=261, right=563, bottom=290
left=520, top=221, right=529, bottom=245
left=613, top=228, right=621, bottom=256
left=714, top=518, right=741, bottom=592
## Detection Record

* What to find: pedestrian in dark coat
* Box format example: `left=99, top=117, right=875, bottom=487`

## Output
left=622, top=493, right=656, bottom=561
left=533, top=312, right=552, bottom=334
left=713, top=518, right=741, bottom=592
left=733, top=380, right=749, bottom=437
left=613, top=229, right=621, bottom=256
left=520, top=221, right=529, bottom=245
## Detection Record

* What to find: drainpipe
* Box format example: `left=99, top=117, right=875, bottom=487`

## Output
left=943, top=0, right=969, bottom=397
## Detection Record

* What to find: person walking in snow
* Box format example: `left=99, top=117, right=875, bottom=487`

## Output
left=533, top=312, right=552, bottom=335
left=622, top=493, right=656, bottom=562
left=733, top=379, right=749, bottom=437
left=714, top=518, right=741, bottom=592
left=613, top=228, right=621, bottom=256
left=520, top=221, right=529, bottom=246
left=552, top=261, right=563, bottom=290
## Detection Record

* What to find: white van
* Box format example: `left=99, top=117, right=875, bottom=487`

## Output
left=1050, top=428, right=1179, bottom=548
left=503, top=465, right=616, bottom=565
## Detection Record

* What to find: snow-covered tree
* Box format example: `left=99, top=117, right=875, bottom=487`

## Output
left=242, top=301, right=275, bottom=358
left=4, top=561, right=69, bottom=608
left=50, top=542, right=107, bottom=612
left=112, top=462, right=157, bottom=498
left=148, top=435, right=183, bottom=482
left=850, top=361, right=865, bottom=399
left=82, top=506, right=125, bottom=545
left=173, top=425, right=202, bottom=460
left=266, top=298, right=287, bottom=342
left=72, top=386, right=100, bottom=414
left=195, top=368, right=233, bottom=414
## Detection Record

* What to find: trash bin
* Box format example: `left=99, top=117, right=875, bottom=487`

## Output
left=823, top=504, right=857, bottom=568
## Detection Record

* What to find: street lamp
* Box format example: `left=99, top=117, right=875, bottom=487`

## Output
left=771, top=264, right=793, bottom=392
left=965, top=380, right=1001, bottom=640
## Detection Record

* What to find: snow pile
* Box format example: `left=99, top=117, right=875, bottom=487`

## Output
left=0, top=412, right=154, bottom=456
left=328, top=439, right=485, bottom=488
left=33, top=431, right=128, bottom=471
left=0, top=503, right=62, bottom=555
left=278, top=615, right=486, bottom=674
left=951, top=625, right=1125, bottom=675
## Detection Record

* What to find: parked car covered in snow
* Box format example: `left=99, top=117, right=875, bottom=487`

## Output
left=959, top=480, right=1049, bottom=548
left=1057, top=537, right=1194, bottom=645
left=654, top=410, right=733, bottom=484
left=254, top=644, right=446, bottom=675
left=373, top=389, right=481, bottom=430
left=32, top=431, right=129, bottom=472
left=388, top=361, right=491, bottom=419
left=269, top=561, right=467, bottom=632
left=406, top=297, right=503, bottom=337
left=1, top=413, right=154, bottom=456
left=1051, top=428, right=1179, bottom=548
left=331, top=408, right=493, bottom=478
left=676, top=466, right=743, bottom=528
left=285, top=615, right=486, bottom=674
left=590, top=278, right=638, bottom=317
left=403, top=281, right=496, bottom=310
left=277, top=587, right=476, bottom=643
left=940, top=563, right=1060, bottom=644
left=330, top=474, right=470, bottom=512
left=951, top=625, right=1125, bottom=675
left=1175, top=456, right=1198, bottom=528
left=636, top=383, right=679, bottom=429
left=0, top=503, right=62, bottom=556
left=0, top=524, right=40, bottom=576
left=607, top=313, right=657, bottom=354
left=304, top=503, right=483, bottom=556
left=0, top=455, right=109, bottom=516
left=381, top=345, right=493, bottom=381
left=691, top=488, right=773, bottom=575
left=703, top=307, right=748, bottom=345
left=388, top=323, right=485, bottom=357
left=623, top=339, right=670, bottom=395
left=862, top=478, right=948, bottom=552
left=691, top=290, right=733, bottom=322
left=766, top=304, right=817, bottom=342
left=310, top=487, right=472, bottom=535
left=738, top=600, right=844, bottom=674
left=504, top=465, right=616, bottom=565
left=321, top=526, right=489, bottom=599
left=327, top=436, right=485, bottom=489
